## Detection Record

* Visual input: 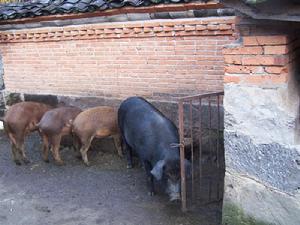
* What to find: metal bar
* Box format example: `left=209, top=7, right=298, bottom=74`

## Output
left=208, top=179, right=212, bottom=202
left=178, top=91, right=224, bottom=102
left=217, top=95, right=220, bottom=168
left=217, top=179, right=220, bottom=201
left=208, top=96, right=212, bottom=202
left=198, top=97, right=202, bottom=200
left=208, top=96, right=212, bottom=163
left=177, top=92, right=224, bottom=209
left=178, top=100, right=187, bottom=212
left=189, top=101, right=194, bottom=204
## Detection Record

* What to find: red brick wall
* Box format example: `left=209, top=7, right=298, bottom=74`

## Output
left=223, top=35, right=294, bottom=86
left=0, top=17, right=236, bottom=101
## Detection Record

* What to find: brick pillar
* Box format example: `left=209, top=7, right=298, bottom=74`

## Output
left=0, top=55, right=4, bottom=119
left=222, top=35, right=300, bottom=225
left=223, top=35, right=290, bottom=86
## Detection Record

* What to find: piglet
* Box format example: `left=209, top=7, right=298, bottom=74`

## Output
left=72, top=106, right=122, bottom=166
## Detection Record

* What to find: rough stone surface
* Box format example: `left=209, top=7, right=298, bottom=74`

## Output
left=0, top=56, right=4, bottom=119
left=24, top=94, right=58, bottom=107
left=222, top=171, right=300, bottom=225
left=224, top=83, right=300, bottom=193
left=0, top=55, right=3, bottom=90
left=58, top=95, right=223, bottom=130
left=225, top=131, right=300, bottom=193
left=0, top=91, right=4, bottom=118
left=223, top=81, right=300, bottom=224
left=4, top=92, right=22, bottom=106
left=224, top=84, right=299, bottom=146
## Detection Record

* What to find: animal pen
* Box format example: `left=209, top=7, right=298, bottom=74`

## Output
left=178, top=91, right=224, bottom=212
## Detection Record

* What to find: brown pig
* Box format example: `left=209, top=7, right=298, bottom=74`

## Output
left=38, top=106, right=82, bottom=165
left=72, top=106, right=122, bottom=166
left=3, top=101, right=52, bottom=165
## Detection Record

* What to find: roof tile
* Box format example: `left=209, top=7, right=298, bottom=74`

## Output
left=0, top=0, right=204, bottom=21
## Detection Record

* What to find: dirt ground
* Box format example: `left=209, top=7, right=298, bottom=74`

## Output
left=0, top=131, right=221, bottom=225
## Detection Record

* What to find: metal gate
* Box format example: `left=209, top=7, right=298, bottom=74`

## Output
left=178, top=91, right=224, bottom=212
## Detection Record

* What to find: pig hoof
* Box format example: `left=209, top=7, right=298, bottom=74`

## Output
left=148, top=191, right=155, bottom=196
left=43, top=159, right=50, bottom=163
left=126, top=164, right=133, bottom=169
left=75, top=155, right=82, bottom=160
left=14, top=160, right=21, bottom=166
left=55, top=161, right=65, bottom=166
left=23, top=158, right=30, bottom=164
left=84, top=162, right=90, bottom=167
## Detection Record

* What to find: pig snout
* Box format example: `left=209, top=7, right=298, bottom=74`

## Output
left=167, top=180, right=181, bottom=202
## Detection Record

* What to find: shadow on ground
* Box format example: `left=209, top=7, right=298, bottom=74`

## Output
left=0, top=131, right=220, bottom=225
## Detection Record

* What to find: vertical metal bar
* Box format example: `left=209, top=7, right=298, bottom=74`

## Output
left=216, top=94, right=222, bottom=201
left=208, top=96, right=212, bottom=162
left=208, top=96, right=212, bottom=202
left=178, top=100, right=187, bottom=212
left=198, top=98, right=202, bottom=200
left=217, top=95, right=220, bottom=168
left=208, top=179, right=212, bottom=202
left=189, top=101, right=194, bottom=204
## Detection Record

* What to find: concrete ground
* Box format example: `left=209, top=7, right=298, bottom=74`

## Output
left=0, top=131, right=220, bottom=225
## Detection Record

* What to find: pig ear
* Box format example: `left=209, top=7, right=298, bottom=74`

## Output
left=65, top=119, right=73, bottom=128
left=151, top=160, right=165, bottom=180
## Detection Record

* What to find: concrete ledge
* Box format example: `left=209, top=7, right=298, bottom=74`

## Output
left=222, top=171, right=300, bottom=225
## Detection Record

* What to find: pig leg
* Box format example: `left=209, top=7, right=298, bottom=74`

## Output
left=144, top=160, right=155, bottom=196
left=7, top=132, right=21, bottom=165
left=51, top=135, right=64, bottom=166
left=72, top=134, right=82, bottom=159
left=19, top=141, right=30, bottom=165
left=123, top=140, right=133, bottom=169
left=13, top=130, right=30, bottom=164
left=12, top=144, right=21, bottom=165
left=80, top=137, right=93, bottom=166
left=112, top=134, right=123, bottom=158
left=41, top=134, right=50, bottom=163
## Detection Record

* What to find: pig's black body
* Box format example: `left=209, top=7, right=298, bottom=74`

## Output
left=118, top=97, right=184, bottom=200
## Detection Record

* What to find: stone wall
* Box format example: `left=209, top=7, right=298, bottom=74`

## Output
left=222, top=33, right=300, bottom=225
left=0, top=54, right=4, bottom=119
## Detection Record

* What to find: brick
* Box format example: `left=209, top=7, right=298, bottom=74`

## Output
left=163, top=26, right=173, bottom=32
left=223, top=46, right=263, bottom=55
left=243, top=36, right=259, bottom=46
left=184, top=25, right=195, bottom=31
left=196, top=25, right=206, bottom=31
left=243, top=35, right=290, bottom=46
left=143, top=27, right=152, bottom=33
left=264, top=45, right=289, bottom=55
left=207, top=24, right=219, bottom=30
left=242, top=56, right=288, bottom=66
left=243, top=74, right=288, bottom=85
left=224, top=55, right=242, bottom=65
left=219, top=24, right=232, bottom=30
left=224, top=75, right=241, bottom=84
left=173, top=25, right=184, bottom=31
left=257, top=36, right=290, bottom=46
left=225, top=65, right=265, bottom=74
left=104, top=28, right=114, bottom=34
left=153, top=26, right=163, bottom=33
left=134, top=28, right=142, bottom=33
left=264, top=66, right=288, bottom=74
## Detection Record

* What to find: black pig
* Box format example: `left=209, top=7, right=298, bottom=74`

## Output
left=118, top=97, right=190, bottom=201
